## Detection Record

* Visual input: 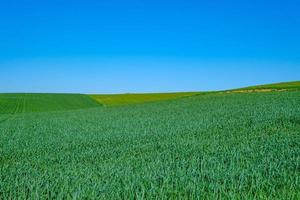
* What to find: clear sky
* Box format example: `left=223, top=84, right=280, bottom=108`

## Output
left=0, top=0, right=299, bottom=93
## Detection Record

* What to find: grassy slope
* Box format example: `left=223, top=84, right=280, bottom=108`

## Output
left=0, top=93, right=100, bottom=114
left=233, top=81, right=300, bottom=91
left=90, top=81, right=300, bottom=106
left=90, top=92, right=200, bottom=106
left=0, top=91, right=299, bottom=199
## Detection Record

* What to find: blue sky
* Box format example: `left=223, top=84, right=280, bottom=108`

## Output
left=0, top=0, right=299, bottom=93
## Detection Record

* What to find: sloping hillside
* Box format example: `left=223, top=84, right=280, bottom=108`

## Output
left=90, top=81, right=300, bottom=106
left=232, top=81, right=300, bottom=92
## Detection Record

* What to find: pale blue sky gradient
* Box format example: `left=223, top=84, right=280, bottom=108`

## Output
left=0, top=0, right=299, bottom=93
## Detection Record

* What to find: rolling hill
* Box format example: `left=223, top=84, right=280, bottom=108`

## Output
left=90, top=81, right=300, bottom=106
left=0, top=81, right=299, bottom=112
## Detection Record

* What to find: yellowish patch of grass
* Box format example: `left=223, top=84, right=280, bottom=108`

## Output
left=90, top=92, right=200, bottom=106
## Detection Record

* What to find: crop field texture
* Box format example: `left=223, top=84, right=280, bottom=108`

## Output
left=90, top=92, right=200, bottom=106
left=0, top=93, right=100, bottom=114
left=0, top=91, right=299, bottom=199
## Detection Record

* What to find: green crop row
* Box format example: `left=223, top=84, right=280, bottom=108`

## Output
left=0, top=93, right=101, bottom=114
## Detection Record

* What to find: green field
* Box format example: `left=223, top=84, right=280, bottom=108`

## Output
left=0, top=82, right=300, bottom=199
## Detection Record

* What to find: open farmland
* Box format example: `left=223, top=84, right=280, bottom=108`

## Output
left=0, top=87, right=299, bottom=199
